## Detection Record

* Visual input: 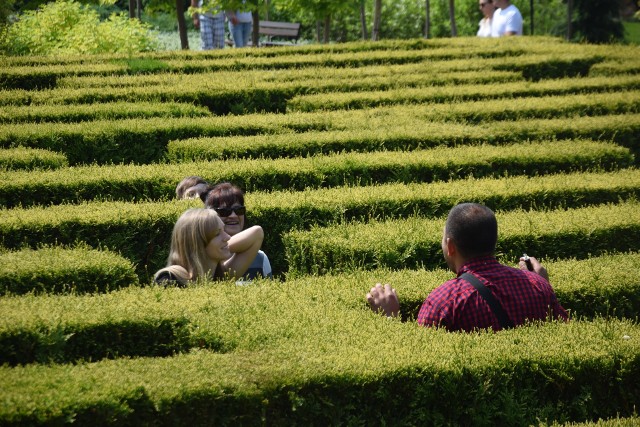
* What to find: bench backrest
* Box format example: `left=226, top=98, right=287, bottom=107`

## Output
left=259, top=20, right=301, bottom=39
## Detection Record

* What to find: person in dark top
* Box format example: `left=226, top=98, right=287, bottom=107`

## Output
left=366, top=203, right=568, bottom=331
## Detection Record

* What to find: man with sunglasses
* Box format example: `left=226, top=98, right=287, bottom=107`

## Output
left=491, top=0, right=523, bottom=36
left=204, top=182, right=273, bottom=281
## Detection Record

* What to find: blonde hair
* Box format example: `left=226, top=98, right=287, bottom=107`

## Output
left=154, top=208, right=224, bottom=285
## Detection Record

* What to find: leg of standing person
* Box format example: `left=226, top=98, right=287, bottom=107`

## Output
left=229, top=19, right=242, bottom=47
left=212, top=13, right=226, bottom=49
left=199, top=14, right=214, bottom=50
left=241, top=21, right=252, bottom=47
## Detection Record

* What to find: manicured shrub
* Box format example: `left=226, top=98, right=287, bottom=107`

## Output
left=0, top=245, right=139, bottom=295
left=283, top=200, right=640, bottom=276
left=0, top=0, right=159, bottom=56
left=0, top=147, right=67, bottom=171
left=1, top=170, right=638, bottom=277
left=0, top=139, right=631, bottom=208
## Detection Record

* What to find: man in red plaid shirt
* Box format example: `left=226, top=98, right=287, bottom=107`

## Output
left=366, top=203, right=568, bottom=332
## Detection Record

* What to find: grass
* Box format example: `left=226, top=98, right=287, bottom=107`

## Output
left=156, top=30, right=202, bottom=51
left=624, top=21, right=640, bottom=44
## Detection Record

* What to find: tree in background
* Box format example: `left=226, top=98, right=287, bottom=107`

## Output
left=1, top=0, right=17, bottom=25
left=570, top=0, right=625, bottom=43
left=448, top=0, right=456, bottom=36
left=371, top=0, right=381, bottom=40
left=274, top=0, right=351, bottom=43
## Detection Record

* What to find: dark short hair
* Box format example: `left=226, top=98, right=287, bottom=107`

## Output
left=445, top=203, right=497, bottom=258
left=176, top=176, right=208, bottom=199
left=204, top=182, right=245, bottom=209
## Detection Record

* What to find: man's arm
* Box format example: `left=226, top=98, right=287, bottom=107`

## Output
left=366, top=283, right=400, bottom=317
left=518, top=255, right=549, bottom=281
left=191, top=0, right=200, bottom=29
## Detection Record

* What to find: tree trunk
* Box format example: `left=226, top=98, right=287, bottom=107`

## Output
left=424, top=0, right=430, bottom=38
left=372, top=0, right=382, bottom=41
left=136, top=0, right=142, bottom=19
left=360, top=0, right=368, bottom=40
left=175, top=0, right=189, bottom=49
left=448, top=0, right=457, bottom=37
left=566, top=0, right=573, bottom=40
left=129, top=0, right=135, bottom=18
left=323, top=14, right=331, bottom=43
left=252, top=10, right=260, bottom=46
left=529, top=0, right=534, bottom=34
left=265, top=0, right=269, bottom=20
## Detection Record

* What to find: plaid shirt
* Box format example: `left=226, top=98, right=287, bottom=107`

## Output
left=417, top=256, right=568, bottom=332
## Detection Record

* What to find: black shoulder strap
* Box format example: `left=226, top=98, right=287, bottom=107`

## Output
left=460, top=272, right=514, bottom=329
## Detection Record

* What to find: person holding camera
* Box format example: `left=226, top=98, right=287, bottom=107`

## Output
left=366, top=203, right=567, bottom=331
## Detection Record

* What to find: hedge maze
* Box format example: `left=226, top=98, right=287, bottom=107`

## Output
left=1, top=36, right=639, bottom=425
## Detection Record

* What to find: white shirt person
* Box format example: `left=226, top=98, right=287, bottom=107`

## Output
left=491, top=0, right=523, bottom=36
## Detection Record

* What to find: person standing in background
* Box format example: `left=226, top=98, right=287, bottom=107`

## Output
left=491, top=0, right=523, bottom=36
left=226, top=1, right=253, bottom=47
left=191, top=0, right=226, bottom=49
left=477, top=0, right=497, bottom=37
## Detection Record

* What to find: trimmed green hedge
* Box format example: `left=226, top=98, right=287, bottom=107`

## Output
left=0, top=309, right=637, bottom=424
left=0, top=199, right=201, bottom=280
left=1, top=170, right=638, bottom=278
left=0, top=139, right=631, bottom=208
left=0, top=245, right=139, bottom=296
left=0, top=37, right=601, bottom=90
left=0, top=147, right=68, bottom=171
left=542, top=416, right=640, bottom=427
left=283, top=200, right=640, bottom=276
left=0, top=253, right=638, bottom=365
left=167, top=112, right=640, bottom=163
left=58, top=62, right=521, bottom=91
left=0, top=101, right=211, bottom=124
left=287, top=74, right=640, bottom=112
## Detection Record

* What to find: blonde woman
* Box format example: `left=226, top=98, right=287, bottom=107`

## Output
left=154, top=208, right=264, bottom=286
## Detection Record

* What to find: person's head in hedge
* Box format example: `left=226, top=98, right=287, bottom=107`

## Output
left=204, top=182, right=274, bottom=280
left=204, top=182, right=247, bottom=237
left=154, top=208, right=263, bottom=286
left=176, top=175, right=211, bottom=202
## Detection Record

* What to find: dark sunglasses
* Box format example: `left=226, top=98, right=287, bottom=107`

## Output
left=479, top=2, right=488, bottom=6
left=213, top=206, right=246, bottom=217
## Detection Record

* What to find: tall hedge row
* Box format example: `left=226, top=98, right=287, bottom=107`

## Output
left=1, top=36, right=639, bottom=425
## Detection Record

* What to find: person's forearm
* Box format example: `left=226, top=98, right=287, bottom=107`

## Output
left=228, top=226, right=264, bottom=253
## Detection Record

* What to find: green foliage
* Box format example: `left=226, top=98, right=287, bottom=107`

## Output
left=0, top=101, right=211, bottom=124
left=283, top=200, right=640, bottom=276
left=1, top=169, right=638, bottom=277
left=572, top=0, right=625, bottom=43
left=1, top=252, right=639, bottom=366
left=0, top=36, right=608, bottom=92
left=0, top=295, right=638, bottom=423
left=0, top=147, right=68, bottom=171
left=0, top=245, right=139, bottom=295
left=120, top=57, right=170, bottom=74
left=167, top=112, right=640, bottom=164
left=0, top=36, right=639, bottom=424
left=0, top=0, right=159, bottom=56
left=0, top=139, right=632, bottom=208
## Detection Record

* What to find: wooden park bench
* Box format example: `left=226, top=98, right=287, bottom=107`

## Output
left=258, top=20, right=301, bottom=46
